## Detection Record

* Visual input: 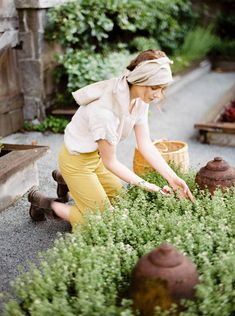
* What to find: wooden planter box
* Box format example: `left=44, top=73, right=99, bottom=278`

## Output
left=0, top=143, right=48, bottom=211
left=194, top=84, right=235, bottom=147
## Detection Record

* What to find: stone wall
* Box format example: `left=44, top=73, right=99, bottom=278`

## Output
left=0, top=0, right=67, bottom=136
left=0, top=0, right=23, bottom=137
left=15, top=0, right=66, bottom=121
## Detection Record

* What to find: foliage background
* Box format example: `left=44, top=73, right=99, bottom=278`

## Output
left=43, top=0, right=234, bottom=111
left=46, top=0, right=197, bottom=107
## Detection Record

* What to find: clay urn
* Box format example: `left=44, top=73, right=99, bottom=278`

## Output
left=195, top=157, right=235, bottom=194
left=129, top=243, right=199, bottom=316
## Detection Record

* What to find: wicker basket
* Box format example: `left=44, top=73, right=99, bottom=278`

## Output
left=133, top=140, right=189, bottom=175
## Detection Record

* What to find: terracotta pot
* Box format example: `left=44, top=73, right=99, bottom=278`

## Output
left=129, top=244, right=199, bottom=316
left=195, top=157, right=235, bottom=194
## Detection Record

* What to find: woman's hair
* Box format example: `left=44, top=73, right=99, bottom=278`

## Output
left=126, top=50, right=166, bottom=71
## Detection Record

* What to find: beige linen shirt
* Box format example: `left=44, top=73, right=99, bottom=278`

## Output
left=64, top=78, right=149, bottom=154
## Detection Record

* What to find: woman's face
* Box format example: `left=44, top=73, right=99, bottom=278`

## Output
left=135, top=85, right=168, bottom=103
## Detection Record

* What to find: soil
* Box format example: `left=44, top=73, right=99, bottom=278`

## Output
left=0, top=149, right=11, bottom=158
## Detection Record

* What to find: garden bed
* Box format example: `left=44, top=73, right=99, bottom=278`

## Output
left=0, top=143, right=48, bottom=211
left=194, top=83, right=235, bottom=146
left=2, top=170, right=235, bottom=316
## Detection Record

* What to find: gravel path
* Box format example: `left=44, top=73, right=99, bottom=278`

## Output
left=1, top=70, right=235, bottom=311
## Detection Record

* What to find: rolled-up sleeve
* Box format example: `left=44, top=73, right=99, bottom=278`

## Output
left=88, top=108, right=119, bottom=146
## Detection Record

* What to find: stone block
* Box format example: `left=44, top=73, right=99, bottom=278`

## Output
left=19, top=59, right=43, bottom=97
left=0, top=30, right=19, bottom=50
left=0, top=94, right=23, bottom=114
left=17, top=10, right=27, bottom=32
left=0, top=109, right=23, bottom=136
left=9, top=108, right=24, bottom=131
left=33, top=31, right=44, bottom=59
left=0, top=113, right=12, bottom=136
left=23, top=96, right=45, bottom=120
left=0, top=17, right=19, bottom=32
left=17, top=31, right=34, bottom=59
left=9, top=94, right=24, bottom=111
left=26, top=9, right=46, bottom=33
left=15, top=0, right=69, bottom=9
left=0, top=144, right=48, bottom=212
left=0, top=0, right=17, bottom=17
left=0, top=162, right=39, bottom=212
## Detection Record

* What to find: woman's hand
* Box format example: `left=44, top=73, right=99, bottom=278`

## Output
left=138, top=181, right=172, bottom=195
left=168, top=176, right=195, bottom=202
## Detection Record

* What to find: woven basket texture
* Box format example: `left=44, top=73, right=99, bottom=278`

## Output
left=133, top=140, right=189, bottom=175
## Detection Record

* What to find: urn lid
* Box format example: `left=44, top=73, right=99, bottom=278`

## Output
left=198, top=157, right=235, bottom=180
left=148, top=243, right=184, bottom=268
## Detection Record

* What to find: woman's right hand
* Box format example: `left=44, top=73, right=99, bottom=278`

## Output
left=138, top=180, right=172, bottom=195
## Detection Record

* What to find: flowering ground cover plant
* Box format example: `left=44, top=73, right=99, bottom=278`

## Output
left=2, top=170, right=235, bottom=315
left=219, top=98, right=235, bottom=123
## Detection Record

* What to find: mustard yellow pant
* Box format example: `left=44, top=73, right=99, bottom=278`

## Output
left=58, top=144, right=122, bottom=229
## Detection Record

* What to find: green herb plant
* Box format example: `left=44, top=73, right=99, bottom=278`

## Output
left=2, top=169, right=235, bottom=316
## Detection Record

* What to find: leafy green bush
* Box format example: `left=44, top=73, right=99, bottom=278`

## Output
left=47, top=0, right=197, bottom=106
left=179, top=26, right=219, bottom=61
left=2, top=170, right=235, bottom=315
left=171, top=26, right=219, bottom=74
left=130, top=36, right=161, bottom=52
left=47, top=0, right=196, bottom=54
left=23, top=116, right=69, bottom=134
left=56, top=49, right=134, bottom=92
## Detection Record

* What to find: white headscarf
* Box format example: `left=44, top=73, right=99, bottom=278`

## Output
left=113, top=56, right=173, bottom=94
left=112, top=56, right=173, bottom=115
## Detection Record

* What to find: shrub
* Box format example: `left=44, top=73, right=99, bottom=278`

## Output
left=171, top=26, right=219, bottom=74
left=178, top=26, right=219, bottom=60
left=23, top=116, right=69, bottom=133
left=56, top=49, right=134, bottom=92
left=46, top=0, right=196, bottom=54
left=2, top=170, right=235, bottom=315
left=47, top=0, right=197, bottom=106
left=130, top=36, right=161, bottom=52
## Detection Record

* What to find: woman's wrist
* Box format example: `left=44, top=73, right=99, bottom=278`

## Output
left=167, top=174, right=180, bottom=185
left=137, top=180, right=161, bottom=192
left=137, top=179, right=150, bottom=189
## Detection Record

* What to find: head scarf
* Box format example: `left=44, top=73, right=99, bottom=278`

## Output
left=127, top=57, right=173, bottom=86
left=112, top=56, right=173, bottom=115
left=113, top=56, right=173, bottom=94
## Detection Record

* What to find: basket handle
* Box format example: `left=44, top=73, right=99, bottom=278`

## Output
left=154, top=139, right=168, bottom=153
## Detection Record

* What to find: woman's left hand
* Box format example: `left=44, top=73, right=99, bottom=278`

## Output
left=168, top=177, right=195, bottom=202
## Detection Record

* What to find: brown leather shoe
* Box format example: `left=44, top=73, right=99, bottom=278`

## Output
left=29, top=205, right=46, bottom=221
left=52, top=170, right=69, bottom=202
left=28, top=188, right=61, bottom=220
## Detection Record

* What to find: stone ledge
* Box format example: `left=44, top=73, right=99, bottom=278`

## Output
left=0, top=30, right=19, bottom=50
left=15, top=0, right=69, bottom=9
left=0, top=144, right=48, bottom=183
left=0, top=144, right=49, bottom=211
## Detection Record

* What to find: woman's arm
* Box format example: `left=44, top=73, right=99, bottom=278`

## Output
left=134, top=123, right=194, bottom=201
left=134, top=123, right=177, bottom=182
left=97, top=139, right=166, bottom=193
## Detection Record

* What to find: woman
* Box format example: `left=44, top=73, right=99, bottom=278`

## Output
left=28, top=50, right=194, bottom=229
